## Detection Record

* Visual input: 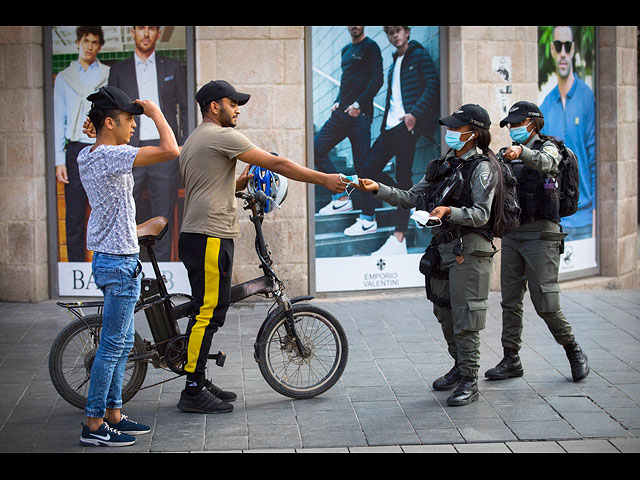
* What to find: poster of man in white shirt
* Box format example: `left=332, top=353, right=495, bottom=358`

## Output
left=49, top=26, right=189, bottom=296
left=53, top=26, right=110, bottom=263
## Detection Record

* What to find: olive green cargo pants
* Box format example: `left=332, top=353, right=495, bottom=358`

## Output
left=500, top=224, right=575, bottom=352
left=429, top=233, right=496, bottom=379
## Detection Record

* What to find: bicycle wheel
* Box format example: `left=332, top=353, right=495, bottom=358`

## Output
left=256, top=303, right=348, bottom=399
left=48, top=314, right=148, bottom=410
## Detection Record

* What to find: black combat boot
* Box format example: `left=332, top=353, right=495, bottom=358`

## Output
left=484, top=348, right=524, bottom=380
left=432, top=364, right=461, bottom=391
left=447, top=376, right=479, bottom=406
left=564, top=342, right=590, bottom=382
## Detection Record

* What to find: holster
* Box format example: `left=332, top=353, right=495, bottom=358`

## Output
left=419, top=243, right=451, bottom=309
left=419, top=243, right=439, bottom=276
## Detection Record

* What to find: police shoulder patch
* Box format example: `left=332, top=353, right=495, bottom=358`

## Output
left=479, top=171, right=491, bottom=189
left=543, top=144, right=561, bottom=160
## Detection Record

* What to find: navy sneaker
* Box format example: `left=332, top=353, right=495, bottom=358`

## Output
left=80, top=422, right=136, bottom=447
left=104, top=414, right=151, bottom=435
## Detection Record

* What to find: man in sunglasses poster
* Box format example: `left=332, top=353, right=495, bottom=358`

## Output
left=539, top=26, right=596, bottom=248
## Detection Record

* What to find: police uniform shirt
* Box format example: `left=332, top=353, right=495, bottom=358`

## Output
left=375, top=146, right=496, bottom=230
left=516, top=133, right=562, bottom=176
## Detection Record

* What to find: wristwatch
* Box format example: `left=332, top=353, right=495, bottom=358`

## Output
left=352, top=101, right=360, bottom=110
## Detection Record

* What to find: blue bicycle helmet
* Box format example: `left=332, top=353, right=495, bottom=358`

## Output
left=247, top=165, right=288, bottom=213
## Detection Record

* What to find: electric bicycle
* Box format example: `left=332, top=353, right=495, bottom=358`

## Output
left=49, top=190, right=348, bottom=409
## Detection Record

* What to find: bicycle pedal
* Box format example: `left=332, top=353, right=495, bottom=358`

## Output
left=208, top=351, right=226, bottom=367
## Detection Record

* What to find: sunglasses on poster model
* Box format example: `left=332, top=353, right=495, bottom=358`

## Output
left=553, top=40, right=573, bottom=54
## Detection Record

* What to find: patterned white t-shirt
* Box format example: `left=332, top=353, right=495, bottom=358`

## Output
left=77, top=144, right=140, bottom=255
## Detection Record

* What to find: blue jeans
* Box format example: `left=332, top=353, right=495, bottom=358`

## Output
left=85, top=252, right=142, bottom=418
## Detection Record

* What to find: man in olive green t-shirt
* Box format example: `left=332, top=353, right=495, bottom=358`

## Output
left=177, top=80, right=345, bottom=415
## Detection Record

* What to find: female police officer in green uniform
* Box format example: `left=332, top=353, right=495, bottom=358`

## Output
left=359, top=104, right=504, bottom=406
left=484, top=101, right=589, bottom=383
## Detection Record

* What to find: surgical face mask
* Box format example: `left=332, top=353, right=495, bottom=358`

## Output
left=340, top=173, right=359, bottom=196
left=445, top=129, right=475, bottom=151
left=509, top=122, right=532, bottom=144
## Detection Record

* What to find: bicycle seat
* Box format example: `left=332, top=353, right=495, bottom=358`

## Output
left=137, top=216, right=168, bottom=245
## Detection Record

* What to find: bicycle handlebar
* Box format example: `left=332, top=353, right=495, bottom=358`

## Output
left=235, top=190, right=269, bottom=211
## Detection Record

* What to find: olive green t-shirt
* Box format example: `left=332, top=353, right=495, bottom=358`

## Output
left=179, top=121, right=256, bottom=238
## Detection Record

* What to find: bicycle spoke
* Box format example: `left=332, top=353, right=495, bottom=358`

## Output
left=265, top=311, right=342, bottom=391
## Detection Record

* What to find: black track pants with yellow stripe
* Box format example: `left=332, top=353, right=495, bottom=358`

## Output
left=179, top=232, right=234, bottom=381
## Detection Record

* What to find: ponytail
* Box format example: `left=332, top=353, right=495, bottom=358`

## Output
left=474, top=127, right=506, bottom=237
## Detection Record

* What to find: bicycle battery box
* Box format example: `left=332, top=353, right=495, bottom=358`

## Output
left=140, top=277, right=179, bottom=355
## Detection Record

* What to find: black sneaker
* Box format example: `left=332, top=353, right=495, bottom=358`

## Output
left=204, top=379, right=237, bottom=402
left=80, top=422, right=136, bottom=447
left=177, top=388, right=234, bottom=414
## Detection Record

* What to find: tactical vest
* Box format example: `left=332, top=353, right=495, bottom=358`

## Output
left=510, top=139, right=561, bottom=223
left=422, top=152, right=494, bottom=241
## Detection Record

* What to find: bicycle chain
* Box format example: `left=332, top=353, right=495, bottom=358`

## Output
left=133, top=368, right=182, bottom=392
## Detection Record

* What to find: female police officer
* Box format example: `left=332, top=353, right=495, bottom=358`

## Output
left=359, top=104, right=504, bottom=406
left=484, top=101, right=589, bottom=383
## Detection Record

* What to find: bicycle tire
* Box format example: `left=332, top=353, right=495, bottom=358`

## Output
left=256, top=303, right=348, bottom=399
left=48, top=314, right=148, bottom=410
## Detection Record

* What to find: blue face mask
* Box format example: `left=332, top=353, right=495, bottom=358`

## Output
left=445, top=130, right=474, bottom=151
left=509, top=123, right=532, bottom=144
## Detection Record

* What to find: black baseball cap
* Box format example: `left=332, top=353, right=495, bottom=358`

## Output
left=195, top=80, right=251, bottom=108
left=499, top=101, right=543, bottom=128
left=439, top=104, right=491, bottom=130
left=87, top=86, right=144, bottom=115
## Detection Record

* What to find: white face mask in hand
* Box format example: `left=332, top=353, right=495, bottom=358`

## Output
left=411, top=210, right=442, bottom=228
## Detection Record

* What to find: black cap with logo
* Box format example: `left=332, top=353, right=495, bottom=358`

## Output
left=499, top=101, right=543, bottom=128
left=439, top=104, right=491, bottom=130
left=87, top=86, right=144, bottom=115
left=195, top=80, right=251, bottom=108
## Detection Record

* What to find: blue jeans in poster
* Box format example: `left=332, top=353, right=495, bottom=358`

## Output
left=85, top=252, right=142, bottom=419
left=314, top=110, right=371, bottom=204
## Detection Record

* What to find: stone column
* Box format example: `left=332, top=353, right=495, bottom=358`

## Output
left=592, top=26, right=639, bottom=288
left=194, top=26, right=310, bottom=297
left=0, top=26, right=48, bottom=301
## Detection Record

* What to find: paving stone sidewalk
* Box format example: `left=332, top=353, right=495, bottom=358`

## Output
left=1, top=288, right=639, bottom=453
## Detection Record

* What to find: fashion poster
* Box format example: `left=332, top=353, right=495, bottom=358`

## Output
left=49, top=26, right=191, bottom=296
left=310, top=26, right=441, bottom=292
left=538, top=26, right=597, bottom=276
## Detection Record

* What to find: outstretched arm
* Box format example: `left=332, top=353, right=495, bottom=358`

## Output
left=237, top=147, right=346, bottom=194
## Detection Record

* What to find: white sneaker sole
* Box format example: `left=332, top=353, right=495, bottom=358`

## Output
left=344, top=225, right=377, bottom=236
left=80, top=437, right=136, bottom=447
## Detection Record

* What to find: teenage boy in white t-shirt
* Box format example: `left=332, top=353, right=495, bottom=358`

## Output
left=77, top=86, right=179, bottom=447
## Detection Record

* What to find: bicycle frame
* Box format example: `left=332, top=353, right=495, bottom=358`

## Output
left=234, top=191, right=313, bottom=358
left=56, top=190, right=313, bottom=367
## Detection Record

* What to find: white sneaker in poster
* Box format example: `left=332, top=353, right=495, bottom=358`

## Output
left=318, top=198, right=353, bottom=215
left=370, top=235, right=407, bottom=256
left=344, top=218, right=378, bottom=236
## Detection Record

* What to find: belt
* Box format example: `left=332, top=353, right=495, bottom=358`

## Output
left=431, top=226, right=494, bottom=246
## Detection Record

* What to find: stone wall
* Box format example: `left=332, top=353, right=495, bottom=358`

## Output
left=590, top=26, right=639, bottom=289
left=0, top=27, right=48, bottom=301
left=0, top=26, right=637, bottom=302
left=194, top=26, right=310, bottom=298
